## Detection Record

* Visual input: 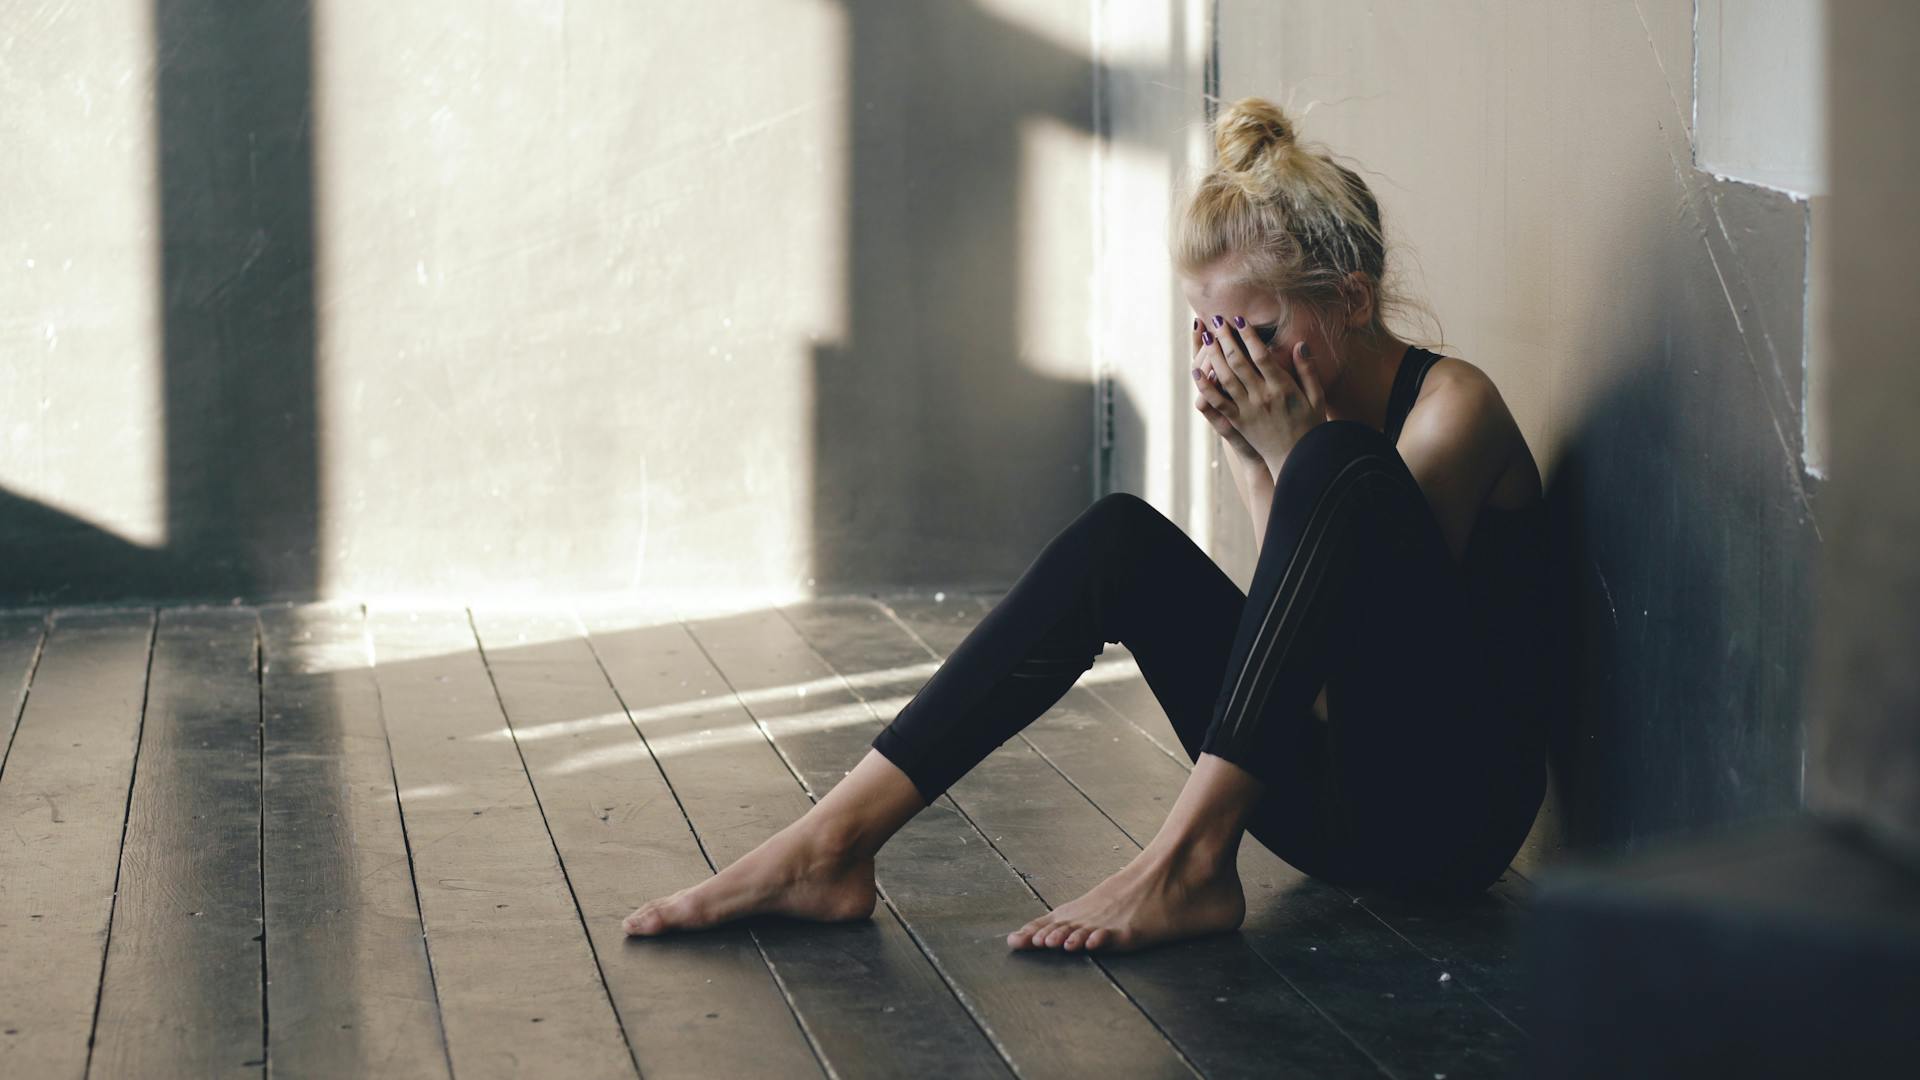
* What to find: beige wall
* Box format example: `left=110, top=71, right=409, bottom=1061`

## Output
left=0, top=0, right=1103, bottom=611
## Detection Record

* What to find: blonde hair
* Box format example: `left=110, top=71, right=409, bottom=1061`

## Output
left=1172, top=97, right=1441, bottom=353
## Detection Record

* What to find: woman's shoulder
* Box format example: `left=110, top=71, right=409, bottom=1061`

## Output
left=1418, top=353, right=1500, bottom=406
left=1403, top=353, right=1509, bottom=439
left=1410, top=353, right=1541, bottom=509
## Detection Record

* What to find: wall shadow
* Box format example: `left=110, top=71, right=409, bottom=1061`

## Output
left=808, top=1, right=1114, bottom=590
left=1540, top=188, right=1819, bottom=856
left=0, top=0, right=320, bottom=607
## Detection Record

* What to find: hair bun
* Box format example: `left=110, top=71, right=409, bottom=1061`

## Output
left=1214, top=97, right=1295, bottom=176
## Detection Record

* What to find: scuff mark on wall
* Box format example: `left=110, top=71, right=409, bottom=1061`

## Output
left=1628, top=0, right=1820, bottom=541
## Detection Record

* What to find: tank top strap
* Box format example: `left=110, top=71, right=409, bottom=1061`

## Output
left=1383, top=345, right=1443, bottom=443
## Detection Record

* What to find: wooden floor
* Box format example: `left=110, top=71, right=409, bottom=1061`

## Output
left=0, top=593, right=1534, bottom=1079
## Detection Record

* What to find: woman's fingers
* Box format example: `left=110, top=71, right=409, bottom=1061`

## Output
left=1228, top=314, right=1275, bottom=383
left=1292, top=340, right=1327, bottom=415
left=1212, top=315, right=1265, bottom=400
left=1191, top=365, right=1235, bottom=421
left=1203, top=320, right=1250, bottom=401
left=1191, top=317, right=1212, bottom=379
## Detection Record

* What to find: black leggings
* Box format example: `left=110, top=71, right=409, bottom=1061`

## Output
left=872, top=419, right=1538, bottom=897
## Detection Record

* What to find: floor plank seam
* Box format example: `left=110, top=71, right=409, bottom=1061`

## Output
left=575, top=611, right=835, bottom=1079
left=0, top=612, right=51, bottom=788
left=355, top=606, right=460, bottom=1080
left=80, top=608, right=158, bottom=1080
left=253, top=618, right=272, bottom=1072
left=671, top=610, right=1019, bottom=1078
left=468, top=609, right=644, bottom=1079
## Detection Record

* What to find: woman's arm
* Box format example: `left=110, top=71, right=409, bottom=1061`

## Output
left=1395, top=367, right=1514, bottom=564
left=1226, top=453, right=1276, bottom=560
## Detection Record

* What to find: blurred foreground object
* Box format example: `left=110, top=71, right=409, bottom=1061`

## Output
left=1522, top=2, right=1920, bottom=1076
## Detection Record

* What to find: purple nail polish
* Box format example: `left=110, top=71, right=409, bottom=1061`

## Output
left=1233, top=315, right=1247, bottom=329
left=1211, top=314, right=1224, bottom=328
left=1202, top=330, right=1213, bottom=346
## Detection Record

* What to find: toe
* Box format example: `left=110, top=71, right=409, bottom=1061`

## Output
left=1064, top=926, right=1092, bottom=951
left=1085, top=927, right=1108, bottom=950
left=1043, top=924, right=1071, bottom=949
left=623, top=902, right=660, bottom=936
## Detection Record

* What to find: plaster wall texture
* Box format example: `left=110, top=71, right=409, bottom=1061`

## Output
left=1097, top=0, right=1826, bottom=865
left=0, top=0, right=1101, bottom=609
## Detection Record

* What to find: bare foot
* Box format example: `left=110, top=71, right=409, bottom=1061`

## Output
left=624, top=819, right=877, bottom=936
left=1006, top=843, right=1245, bottom=954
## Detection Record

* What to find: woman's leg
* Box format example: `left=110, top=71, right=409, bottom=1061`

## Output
left=1200, top=420, right=1501, bottom=894
left=1022, top=420, right=1502, bottom=951
left=872, top=490, right=1247, bottom=805
left=626, top=490, right=1243, bottom=937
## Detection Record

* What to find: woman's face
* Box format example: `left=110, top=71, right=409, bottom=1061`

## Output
left=1179, top=261, right=1337, bottom=390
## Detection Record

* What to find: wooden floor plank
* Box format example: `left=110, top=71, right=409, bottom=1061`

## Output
left=92, top=608, right=265, bottom=1078
left=793, top=596, right=1382, bottom=1080
left=693, top=600, right=1195, bottom=1080
left=366, top=609, right=634, bottom=1080
left=918, top=593, right=1527, bottom=1078
left=467, top=610, right=827, bottom=1080
left=0, top=609, right=154, bottom=1080
left=258, top=605, right=449, bottom=1079
left=0, top=612, right=48, bottom=777
left=582, top=610, right=1015, bottom=1080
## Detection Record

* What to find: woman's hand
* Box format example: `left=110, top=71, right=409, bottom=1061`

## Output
left=1189, top=319, right=1266, bottom=472
left=1196, top=314, right=1326, bottom=475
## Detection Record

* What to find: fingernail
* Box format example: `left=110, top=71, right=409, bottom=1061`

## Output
left=1233, top=315, right=1247, bottom=329
left=1191, top=367, right=1202, bottom=381
left=1211, top=314, right=1224, bottom=328
left=1202, top=330, right=1213, bottom=345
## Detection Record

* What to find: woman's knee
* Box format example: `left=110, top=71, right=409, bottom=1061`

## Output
left=1275, top=420, right=1399, bottom=490
left=1269, top=420, right=1425, bottom=534
left=1066, top=491, right=1175, bottom=555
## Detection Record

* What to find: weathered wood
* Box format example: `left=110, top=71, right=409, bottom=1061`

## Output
left=366, top=609, right=634, bottom=1079
left=582, top=609, right=1014, bottom=1080
left=810, top=594, right=1383, bottom=1079
left=0, top=612, right=47, bottom=777
left=92, top=608, right=264, bottom=1078
left=0, top=609, right=153, bottom=1080
left=696, top=599, right=1195, bottom=1080
left=1339, top=883, right=1533, bottom=1032
left=258, top=604, right=449, bottom=1078
left=914, top=594, right=1528, bottom=1077
left=467, top=609, right=826, bottom=1080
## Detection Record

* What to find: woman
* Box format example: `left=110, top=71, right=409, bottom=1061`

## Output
left=622, top=97, right=1550, bottom=954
